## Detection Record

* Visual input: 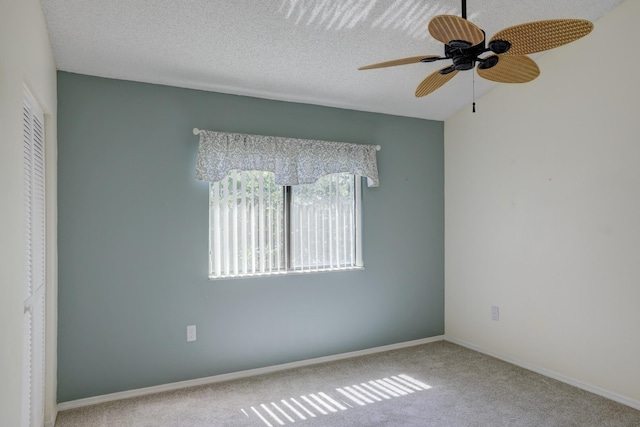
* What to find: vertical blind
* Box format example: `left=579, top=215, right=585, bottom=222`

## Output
left=210, top=171, right=285, bottom=278
left=290, top=173, right=359, bottom=272
left=209, top=172, right=361, bottom=278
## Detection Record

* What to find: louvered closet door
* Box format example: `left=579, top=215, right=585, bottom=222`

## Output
left=22, top=88, right=46, bottom=427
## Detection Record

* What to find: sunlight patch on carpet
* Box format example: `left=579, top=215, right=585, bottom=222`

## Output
left=241, top=374, right=431, bottom=426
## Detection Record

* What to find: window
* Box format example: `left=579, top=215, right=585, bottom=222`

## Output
left=195, top=129, right=379, bottom=279
left=209, top=171, right=362, bottom=278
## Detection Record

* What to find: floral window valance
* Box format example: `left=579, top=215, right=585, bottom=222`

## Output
left=194, top=129, right=380, bottom=187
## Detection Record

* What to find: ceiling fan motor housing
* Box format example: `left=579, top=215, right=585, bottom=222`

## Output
left=445, top=41, right=487, bottom=72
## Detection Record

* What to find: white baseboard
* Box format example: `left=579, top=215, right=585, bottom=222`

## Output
left=445, top=337, right=640, bottom=411
left=57, top=335, right=444, bottom=411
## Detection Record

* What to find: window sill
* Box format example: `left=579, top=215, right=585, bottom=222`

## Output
left=209, top=266, right=365, bottom=281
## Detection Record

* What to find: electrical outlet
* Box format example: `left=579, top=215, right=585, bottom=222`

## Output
left=187, top=325, right=197, bottom=342
left=491, top=306, right=500, bottom=321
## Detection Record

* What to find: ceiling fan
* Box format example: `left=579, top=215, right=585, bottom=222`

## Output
left=358, top=0, right=593, bottom=98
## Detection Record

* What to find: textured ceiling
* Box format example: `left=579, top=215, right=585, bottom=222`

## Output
left=40, top=0, right=623, bottom=121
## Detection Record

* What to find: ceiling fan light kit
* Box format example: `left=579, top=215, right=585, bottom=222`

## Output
left=359, top=1, right=594, bottom=100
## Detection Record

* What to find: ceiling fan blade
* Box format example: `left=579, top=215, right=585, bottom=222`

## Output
left=428, top=15, right=484, bottom=46
left=477, top=55, right=540, bottom=83
left=490, top=19, right=593, bottom=56
left=415, top=67, right=459, bottom=97
left=358, top=55, right=441, bottom=70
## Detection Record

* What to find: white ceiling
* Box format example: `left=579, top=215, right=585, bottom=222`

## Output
left=40, top=0, right=623, bottom=121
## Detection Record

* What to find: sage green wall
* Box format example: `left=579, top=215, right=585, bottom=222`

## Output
left=57, top=72, right=444, bottom=402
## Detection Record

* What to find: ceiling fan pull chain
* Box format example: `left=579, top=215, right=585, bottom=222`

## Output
left=472, top=71, right=476, bottom=113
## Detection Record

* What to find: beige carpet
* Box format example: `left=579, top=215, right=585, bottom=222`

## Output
left=55, top=341, right=640, bottom=426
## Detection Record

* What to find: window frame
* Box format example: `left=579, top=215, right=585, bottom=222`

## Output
left=208, top=172, right=363, bottom=280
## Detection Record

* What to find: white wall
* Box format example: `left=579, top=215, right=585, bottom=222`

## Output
left=445, top=0, right=640, bottom=408
left=0, top=0, right=58, bottom=425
